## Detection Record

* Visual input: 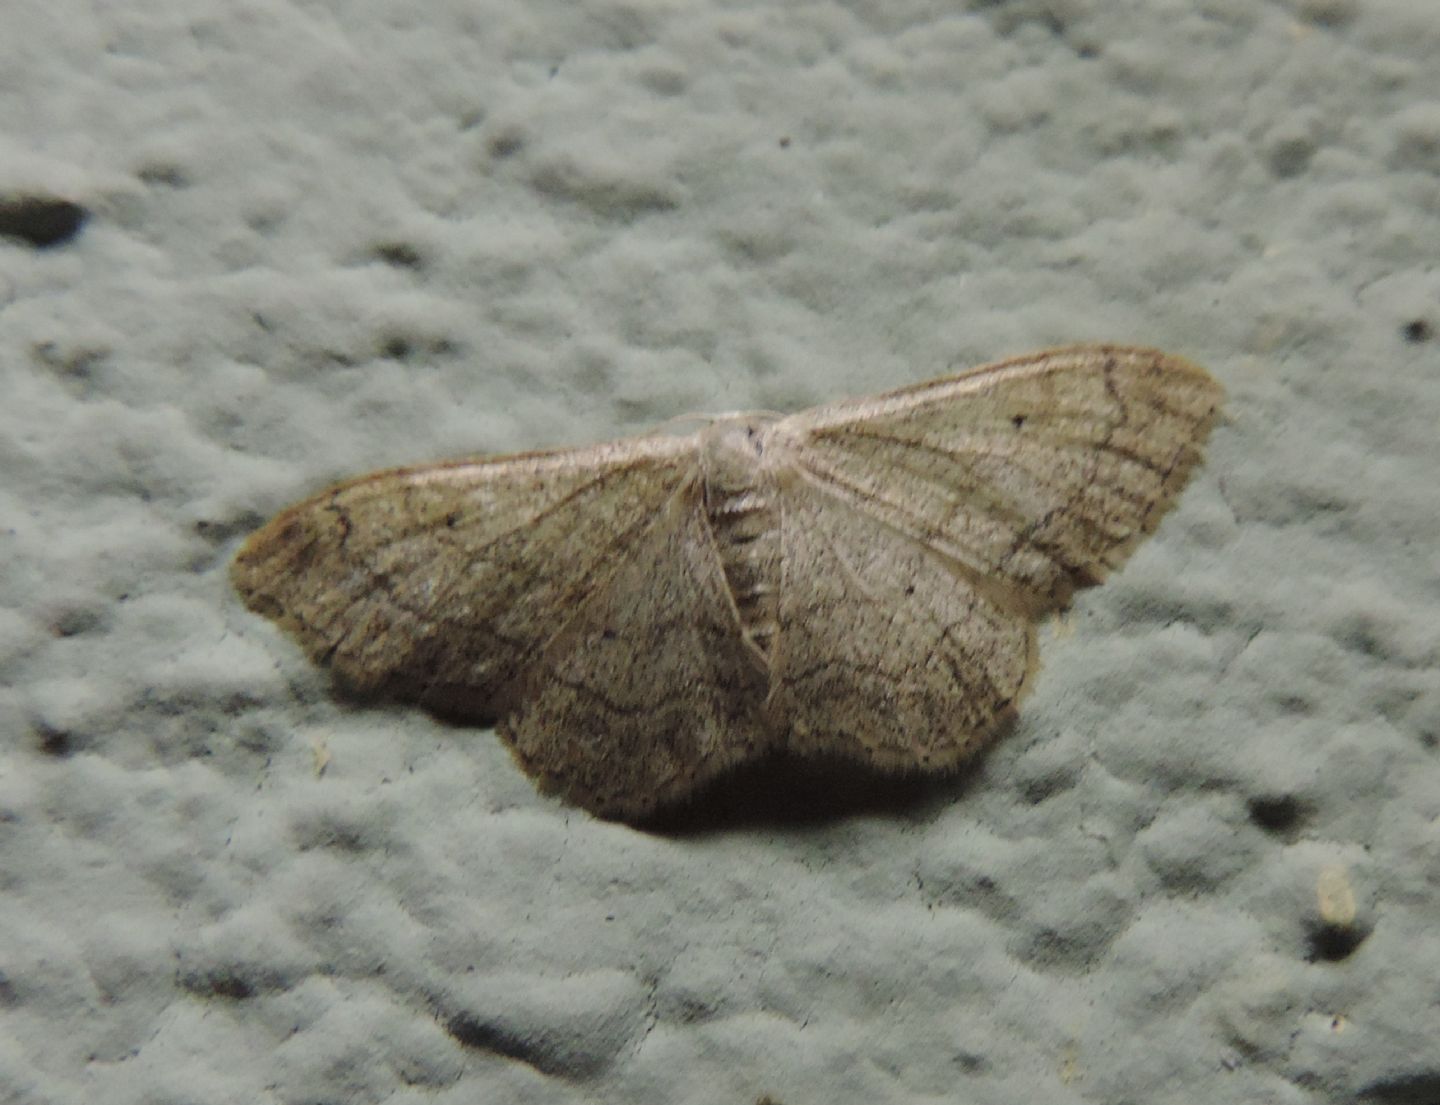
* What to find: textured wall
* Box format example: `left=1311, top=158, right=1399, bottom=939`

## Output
left=2, top=1, right=1438, bottom=1103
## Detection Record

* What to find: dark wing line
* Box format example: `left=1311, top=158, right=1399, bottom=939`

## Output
left=499, top=472, right=720, bottom=698
left=782, top=459, right=1047, bottom=620
left=768, top=470, right=1037, bottom=763
left=807, top=421, right=1168, bottom=534
left=325, top=459, right=688, bottom=623
left=778, top=344, right=1214, bottom=434
left=325, top=472, right=698, bottom=674
left=242, top=433, right=701, bottom=608
left=233, top=430, right=704, bottom=707
left=786, top=424, right=1129, bottom=611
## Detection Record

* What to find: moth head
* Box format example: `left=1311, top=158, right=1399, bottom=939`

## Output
left=699, top=414, right=784, bottom=484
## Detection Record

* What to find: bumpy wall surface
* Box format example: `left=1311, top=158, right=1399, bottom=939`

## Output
left=2, top=2, right=1438, bottom=1103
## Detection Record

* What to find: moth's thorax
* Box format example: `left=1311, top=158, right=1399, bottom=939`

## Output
left=699, top=416, right=784, bottom=667
left=697, top=415, right=782, bottom=480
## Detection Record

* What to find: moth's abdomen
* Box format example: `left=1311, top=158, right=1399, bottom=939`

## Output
left=706, top=484, right=782, bottom=662
left=700, top=419, right=783, bottom=665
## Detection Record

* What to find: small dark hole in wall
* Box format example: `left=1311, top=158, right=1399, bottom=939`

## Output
left=35, top=724, right=72, bottom=757
left=374, top=242, right=424, bottom=269
left=1307, top=921, right=1367, bottom=962
left=1247, top=794, right=1304, bottom=834
left=0, top=195, right=88, bottom=248
left=1402, top=319, right=1432, bottom=343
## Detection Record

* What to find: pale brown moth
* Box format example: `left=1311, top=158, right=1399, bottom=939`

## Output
left=232, top=344, right=1221, bottom=821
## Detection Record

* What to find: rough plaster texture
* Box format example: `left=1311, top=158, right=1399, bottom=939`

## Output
left=2, top=2, right=1439, bottom=1103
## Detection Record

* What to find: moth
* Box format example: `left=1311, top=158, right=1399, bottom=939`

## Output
left=232, top=344, right=1221, bottom=820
